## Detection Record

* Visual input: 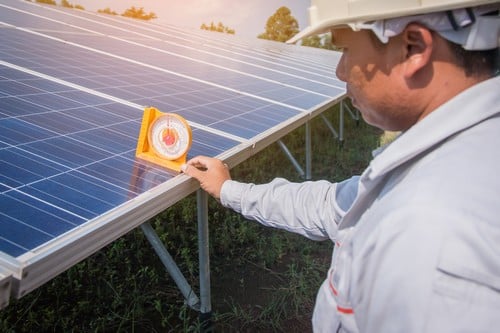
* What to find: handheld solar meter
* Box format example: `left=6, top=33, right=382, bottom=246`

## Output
left=136, top=107, right=192, bottom=171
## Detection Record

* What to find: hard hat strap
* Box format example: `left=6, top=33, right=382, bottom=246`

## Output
left=446, top=8, right=476, bottom=30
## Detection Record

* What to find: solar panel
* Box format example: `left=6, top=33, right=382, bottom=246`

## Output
left=0, top=0, right=345, bottom=307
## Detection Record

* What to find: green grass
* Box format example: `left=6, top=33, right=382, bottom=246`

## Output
left=0, top=103, right=382, bottom=332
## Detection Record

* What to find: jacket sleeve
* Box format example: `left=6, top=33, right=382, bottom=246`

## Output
left=220, top=176, right=360, bottom=241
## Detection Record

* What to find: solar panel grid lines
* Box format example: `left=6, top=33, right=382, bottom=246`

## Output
left=20, top=29, right=331, bottom=111
left=1, top=0, right=341, bottom=97
left=0, top=0, right=345, bottom=304
left=0, top=60, right=241, bottom=261
left=105, top=28, right=340, bottom=93
left=1, top=141, right=139, bottom=202
left=158, top=22, right=337, bottom=71
left=0, top=59, right=247, bottom=147
left=1, top=122, right=230, bottom=194
left=5, top=182, right=89, bottom=224
left=10, top=180, right=188, bottom=299
left=37, top=1, right=338, bottom=79
left=3, top=25, right=312, bottom=114
left=0, top=1, right=343, bottom=139
left=0, top=59, right=144, bottom=110
left=1, top=0, right=337, bottom=82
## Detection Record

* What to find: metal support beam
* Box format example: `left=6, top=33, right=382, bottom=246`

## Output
left=320, top=113, right=339, bottom=139
left=278, top=139, right=305, bottom=178
left=305, top=121, right=312, bottom=180
left=197, top=189, right=213, bottom=332
left=344, top=101, right=360, bottom=125
left=141, top=222, right=200, bottom=310
left=339, top=100, right=345, bottom=146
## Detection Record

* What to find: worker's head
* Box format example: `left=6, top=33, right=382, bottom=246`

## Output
left=289, top=0, right=499, bottom=131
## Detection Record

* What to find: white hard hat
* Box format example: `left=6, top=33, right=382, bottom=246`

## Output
left=287, top=0, right=499, bottom=50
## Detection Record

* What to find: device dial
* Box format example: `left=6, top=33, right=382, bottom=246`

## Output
left=148, top=113, right=191, bottom=160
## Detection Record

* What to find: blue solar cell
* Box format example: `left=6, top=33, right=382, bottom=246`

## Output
left=63, top=106, right=131, bottom=127
left=0, top=66, right=35, bottom=81
left=104, top=121, right=141, bottom=139
left=0, top=237, right=26, bottom=258
left=1, top=191, right=81, bottom=237
left=24, top=79, right=73, bottom=93
left=79, top=153, right=172, bottom=192
left=0, top=80, right=44, bottom=96
left=127, top=160, right=177, bottom=190
left=0, top=97, right=51, bottom=117
left=23, top=136, right=110, bottom=169
left=284, top=93, right=333, bottom=110
left=26, top=174, right=118, bottom=218
left=0, top=118, right=54, bottom=145
left=20, top=185, right=98, bottom=220
left=99, top=87, right=145, bottom=101
left=246, top=104, right=300, bottom=123
left=24, top=112, right=97, bottom=135
left=57, top=91, right=118, bottom=107
left=20, top=93, right=84, bottom=111
left=189, top=129, right=240, bottom=157
left=0, top=148, right=68, bottom=189
left=69, top=127, right=136, bottom=155
left=98, top=103, right=141, bottom=120
left=0, top=184, right=9, bottom=193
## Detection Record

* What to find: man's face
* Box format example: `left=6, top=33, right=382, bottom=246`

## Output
left=332, top=28, right=414, bottom=131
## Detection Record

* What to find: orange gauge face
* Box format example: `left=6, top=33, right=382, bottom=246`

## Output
left=148, top=113, right=192, bottom=160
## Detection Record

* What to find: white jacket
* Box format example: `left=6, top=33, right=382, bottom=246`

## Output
left=220, top=76, right=500, bottom=332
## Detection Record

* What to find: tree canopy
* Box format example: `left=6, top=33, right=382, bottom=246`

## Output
left=200, top=21, right=235, bottom=34
left=60, top=0, right=83, bottom=10
left=301, top=33, right=338, bottom=50
left=35, top=0, right=57, bottom=5
left=97, top=7, right=117, bottom=16
left=258, top=6, right=299, bottom=42
left=121, top=6, right=157, bottom=21
left=35, top=0, right=84, bottom=10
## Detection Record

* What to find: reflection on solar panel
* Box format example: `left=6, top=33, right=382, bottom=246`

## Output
left=0, top=0, right=345, bottom=310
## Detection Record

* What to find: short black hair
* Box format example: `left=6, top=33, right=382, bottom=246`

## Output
left=447, top=41, right=499, bottom=77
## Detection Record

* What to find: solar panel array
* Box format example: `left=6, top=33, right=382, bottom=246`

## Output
left=0, top=0, right=345, bottom=306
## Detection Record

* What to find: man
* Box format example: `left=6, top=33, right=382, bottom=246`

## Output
left=182, top=0, right=499, bottom=331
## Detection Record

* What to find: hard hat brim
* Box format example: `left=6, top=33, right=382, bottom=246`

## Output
left=286, top=20, right=347, bottom=44
left=286, top=0, right=498, bottom=44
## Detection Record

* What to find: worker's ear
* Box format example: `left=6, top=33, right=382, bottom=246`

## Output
left=401, top=23, right=433, bottom=79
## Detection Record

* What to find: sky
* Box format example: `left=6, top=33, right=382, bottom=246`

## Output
left=69, top=0, right=309, bottom=38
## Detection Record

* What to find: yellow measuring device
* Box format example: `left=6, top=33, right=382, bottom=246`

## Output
left=135, top=107, right=192, bottom=172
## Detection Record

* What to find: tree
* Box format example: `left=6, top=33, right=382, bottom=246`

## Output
left=121, top=6, right=157, bottom=21
left=200, top=21, right=235, bottom=35
left=301, top=33, right=339, bottom=51
left=301, top=35, right=322, bottom=48
left=98, top=7, right=118, bottom=15
left=36, top=0, right=57, bottom=5
left=60, top=0, right=73, bottom=8
left=258, top=6, right=299, bottom=42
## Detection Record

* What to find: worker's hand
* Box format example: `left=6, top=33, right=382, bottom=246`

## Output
left=181, top=156, right=231, bottom=199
